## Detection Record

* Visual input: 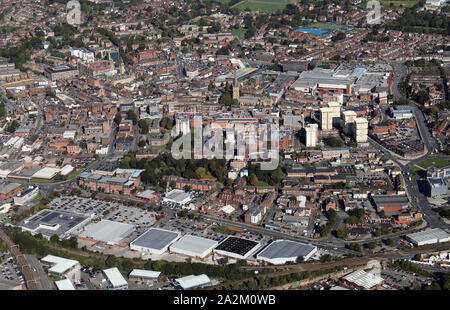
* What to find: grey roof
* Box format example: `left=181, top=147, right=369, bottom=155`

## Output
left=80, top=220, right=135, bottom=244
left=407, top=228, right=450, bottom=244
left=22, top=209, right=89, bottom=239
left=131, top=228, right=180, bottom=250
left=0, top=182, right=21, bottom=195
left=169, top=235, right=218, bottom=255
left=257, top=240, right=316, bottom=259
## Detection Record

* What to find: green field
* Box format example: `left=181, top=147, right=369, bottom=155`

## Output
left=416, top=158, right=450, bottom=170
left=379, top=0, right=420, bottom=8
left=232, top=0, right=293, bottom=13
left=230, top=29, right=247, bottom=39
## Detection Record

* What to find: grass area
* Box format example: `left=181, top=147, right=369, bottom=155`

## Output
left=230, top=29, right=247, bottom=39
left=232, top=0, right=292, bottom=13
left=67, top=168, right=83, bottom=180
left=256, top=180, right=272, bottom=187
left=379, top=0, right=419, bottom=8
left=416, top=158, right=450, bottom=170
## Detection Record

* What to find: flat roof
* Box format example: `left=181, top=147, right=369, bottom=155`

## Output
left=257, top=240, right=317, bottom=260
left=32, top=167, right=61, bottom=179
left=41, top=255, right=79, bottom=274
left=55, top=278, right=75, bottom=290
left=214, top=236, right=260, bottom=257
left=103, top=267, right=127, bottom=288
left=130, top=228, right=180, bottom=251
left=342, top=270, right=383, bottom=289
left=407, top=228, right=450, bottom=243
left=170, top=235, right=219, bottom=256
left=175, top=274, right=211, bottom=290
left=129, top=269, right=161, bottom=279
left=80, top=220, right=135, bottom=245
left=164, top=189, right=191, bottom=203
left=22, top=209, right=89, bottom=239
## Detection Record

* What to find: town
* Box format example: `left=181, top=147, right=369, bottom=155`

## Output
left=0, top=0, right=448, bottom=293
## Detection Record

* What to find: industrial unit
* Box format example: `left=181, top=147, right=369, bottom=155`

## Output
left=213, top=236, right=261, bottom=260
left=406, top=228, right=450, bottom=246
left=79, top=220, right=135, bottom=246
left=130, top=228, right=181, bottom=254
left=256, top=240, right=317, bottom=264
left=175, top=274, right=212, bottom=290
left=169, top=234, right=219, bottom=259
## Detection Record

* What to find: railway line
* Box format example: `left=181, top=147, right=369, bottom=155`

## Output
left=0, top=230, right=37, bottom=290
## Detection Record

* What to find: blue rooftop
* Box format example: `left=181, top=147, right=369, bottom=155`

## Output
left=295, top=28, right=329, bottom=35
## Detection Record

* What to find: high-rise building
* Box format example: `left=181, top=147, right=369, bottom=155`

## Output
left=341, top=110, right=357, bottom=136
left=304, top=123, right=319, bottom=147
left=320, top=107, right=333, bottom=130
left=355, top=117, right=368, bottom=143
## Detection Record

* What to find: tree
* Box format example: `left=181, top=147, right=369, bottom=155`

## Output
left=126, top=109, right=138, bottom=125
left=249, top=173, right=259, bottom=186
left=296, top=256, right=304, bottom=263
left=105, top=255, right=119, bottom=268
left=336, top=228, right=348, bottom=239
left=50, top=234, right=59, bottom=244
left=385, top=238, right=394, bottom=246
left=114, top=113, right=122, bottom=125
left=367, top=242, right=376, bottom=250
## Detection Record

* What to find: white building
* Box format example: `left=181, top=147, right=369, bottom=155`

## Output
left=175, top=118, right=191, bottom=136
left=304, top=123, right=319, bottom=147
left=175, top=274, right=211, bottom=290
left=355, top=117, right=368, bottom=143
left=41, top=255, right=81, bottom=283
left=406, top=228, right=450, bottom=246
left=169, top=235, right=219, bottom=259
left=256, top=240, right=317, bottom=264
left=14, top=186, right=39, bottom=206
left=55, top=278, right=76, bottom=290
left=130, top=228, right=181, bottom=255
left=163, top=189, right=191, bottom=206
left=71, top=48, right=95, bottom=63
left=103, top=267, right=128, bottom=290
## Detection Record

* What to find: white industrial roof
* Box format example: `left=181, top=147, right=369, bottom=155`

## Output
left=60, top=165, right=75, bottom=176
left=103, top=267, right=127, bottom=288
left=164, top=189, right=191, bottom=203
left=220, top=205, right=235, bottom=215
left=41, top=255, right=79, bottom=274
left=170, top=235, right=219, bottom=257
left=176, top=274, right=211, bottom=290
left=55, top=278, right=75, bottom=290
left=342, top=270, right=383, bottom=289
left=80, top=220, right=135, bottom=245
left=32, top=167, right=61, bottom=179
left=129, top=269, right=161, bottom=279
left=407, top=228, right=450, bottom=243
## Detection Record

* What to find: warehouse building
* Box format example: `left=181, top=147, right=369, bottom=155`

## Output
left=169, top=235, right=219, bottom=259
left=256, top=240, right=317, bottom=264
left=130, top=228, right=181, bottom=254
left=371, top=195, right=409, bottom=212
left=406, top=228, right=450, bottom=246
left=342, top=269, right=384, bottom=290
left=213, top=236, right=261, bottom=260
left=175, top=274, right=211, bottom=290
left=79, top=220, right=135, bottom=246
left=163, top=189, right=192, bottom=206
left=21, top=209, right=90, bottom=239
left=41, top=255, right=81, bottom=282
left=103, top=267, right=128, bottom=290
left=128, top=269, right=161, bottom=284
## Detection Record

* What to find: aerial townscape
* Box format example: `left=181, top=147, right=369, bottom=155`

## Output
left=0, top=0, right=449, bottom=297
